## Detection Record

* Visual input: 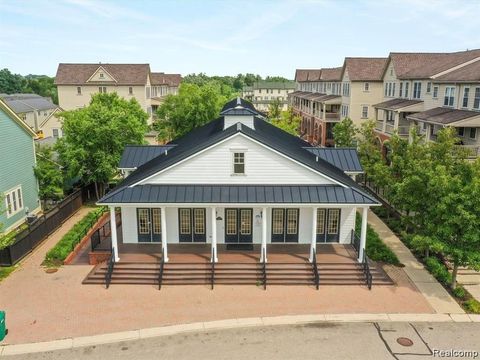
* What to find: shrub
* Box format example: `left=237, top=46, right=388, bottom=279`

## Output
left=44, top=207, right=106, bottom=267
left=464, top=299, right=480, bottom=314
left=356, top=213, right=401, bottom=265
left=424, top=257, right=452, bottom=285
left=452, top=286, right=466, bottom=300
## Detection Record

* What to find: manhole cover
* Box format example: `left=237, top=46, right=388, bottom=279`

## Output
left=45, top=268, right=58, bottom=274
left=397, top=337, right=414, bottom=347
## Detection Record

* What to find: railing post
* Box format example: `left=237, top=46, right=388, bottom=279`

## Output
left=110, top=206, right=119, bottom=262
left=161, top=207, right=168, bottom=262
left=358, top=207, right=368, bottom=263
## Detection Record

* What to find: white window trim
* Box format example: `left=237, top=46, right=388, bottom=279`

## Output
left=361, top=105, right=368, bottom=119
left=231, top=149, right=247, bottom=176
left=469, top=128, right=477, bottom=140
left=363, top=82, right=370, bottom=92
left=4, top=185, right=23, bottom=218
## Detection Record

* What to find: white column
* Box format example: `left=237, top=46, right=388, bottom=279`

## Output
left=261, top=207, right=268, bottom=262
left=211, top=207, right=218, bottom=263
left=161, top=207, right=169, bottom=262
left=309, top=207, right=317, bottom=262
left=358, top=207, right=368, bottom=263
left=322, top=103, right=326, bottom=120
left=110, top=206, right=119, bottom=262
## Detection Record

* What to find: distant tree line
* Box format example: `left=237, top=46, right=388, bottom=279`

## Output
left=0, top=68, right=58, bottom=104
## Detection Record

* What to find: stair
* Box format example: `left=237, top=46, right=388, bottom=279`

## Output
left=83, top=260, right=393, bottom=287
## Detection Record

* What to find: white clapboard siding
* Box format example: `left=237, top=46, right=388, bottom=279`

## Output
left=141, top=134, right=337, bottom=185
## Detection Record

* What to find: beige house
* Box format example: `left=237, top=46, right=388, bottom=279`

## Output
left=0, top=93, right=61, bottom=138
left=373, top=50, right=480, bottom=158
left=55, top=64, right=181, bottom=124
left=242, top=81, right=295, bottom=112
left=289, top=58, right=386, bottom=147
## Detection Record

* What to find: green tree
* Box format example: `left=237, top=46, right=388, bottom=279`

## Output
left=154, top=83, right=227, bottom=142
left=333, top=117, right=357, bottom=147
left=270, top=107, right=301, bottom=135
left=267, top=98, right=282, bottom=120
left=356, top=120, right=382, bottom=184
left=0, top=68, right=26, bottom=93
left=34, top=145, right=64, bottom=203
left=56, top=92, right=148, bottom=199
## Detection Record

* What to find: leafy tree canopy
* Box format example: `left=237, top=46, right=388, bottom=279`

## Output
left=34, top=145, right=64, bottom=202
left=0, top=68, right=58, bottom=104
left=56, top=92, right=148, bottom=198
left=270, top=107, right=301, bottom=136
left=333, top=117, right=357, bottom=147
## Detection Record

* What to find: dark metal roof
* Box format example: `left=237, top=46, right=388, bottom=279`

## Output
left=119, top=145, right=175, bottom=169
left=220, top=97, right=259, bottom=116
left=100, top=184, right=377, bottom=205
left=407, top=107, right=480, bottom=125
left=373, top=98, right=423, bottom=110
left=305, top=148, right=363, bottom=173
left=99, top=112, right=378, bottom=206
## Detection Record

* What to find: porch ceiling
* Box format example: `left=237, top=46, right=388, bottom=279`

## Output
left=98, top=184, right=377, bottom=205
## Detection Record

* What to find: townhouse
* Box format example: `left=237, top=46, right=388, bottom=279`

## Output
left=55, top=64, right=181, bottom=124
left=242, top=80, right=295, bottom=112
left=289, top=58, right=386, bottom=147
left=0, top=93, right=62, bottom=139
left=373, top=50, right=480, bottom=158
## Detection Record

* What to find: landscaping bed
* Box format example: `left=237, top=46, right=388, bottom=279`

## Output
left=43, top=207, right=106, bottom=267
left=0, top=224, right=29, bottom=250
left=372, top=205, right=480, bottom=314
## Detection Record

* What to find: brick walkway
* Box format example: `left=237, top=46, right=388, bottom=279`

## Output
left=366, top=209, right=464, bottom=314
left=0, top=207, right=434, bottom=345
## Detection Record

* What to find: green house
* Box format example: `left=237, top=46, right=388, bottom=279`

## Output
left=0, top=99, right=40, bottom=233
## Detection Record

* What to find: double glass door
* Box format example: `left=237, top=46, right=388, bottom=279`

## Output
left=316, top=209, right=340, bottom=243
left=137, top=208, right=162, bottom=243
left=225, top=208, right=253, bottom=243
left=178, top=208, right=206, bottom=242
left=271, top=208, right=299, bottom=243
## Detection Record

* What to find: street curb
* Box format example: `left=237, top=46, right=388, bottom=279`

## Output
left=0, top=313, right=478, bottom=356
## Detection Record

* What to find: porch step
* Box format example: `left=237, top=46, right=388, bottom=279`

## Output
left=83, top=260, right=393, bottom=287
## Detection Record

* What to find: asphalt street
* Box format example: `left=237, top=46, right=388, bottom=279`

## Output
left=5, top=322, right=480, bottom=360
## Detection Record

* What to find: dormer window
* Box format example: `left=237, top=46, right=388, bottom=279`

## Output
left=232, top=152, right=245, bottom=175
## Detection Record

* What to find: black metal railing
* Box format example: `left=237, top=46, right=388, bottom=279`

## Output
left=91, top=212, right=122, bottom=252
left=312, top=251, right=319, bottom=290
left=105, top=248, right=116, bottom=289
left=158, top=246, right=165, bottom=290
left=362, top=252, right=373, bottom=290
left=351, top=230, right=361, bottom=254
left=262, top=247, right=267, bottom=290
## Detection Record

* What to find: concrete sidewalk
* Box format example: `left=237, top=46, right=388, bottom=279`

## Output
left=367, top=210, right=464, bottom=314
left=1, top=312, right=480, bottom=357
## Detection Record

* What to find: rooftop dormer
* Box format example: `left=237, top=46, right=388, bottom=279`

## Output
left=221, top=97, right=259, bottom=130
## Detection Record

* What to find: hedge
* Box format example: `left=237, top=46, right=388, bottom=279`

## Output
left=43, top=207, right=106, bottom=267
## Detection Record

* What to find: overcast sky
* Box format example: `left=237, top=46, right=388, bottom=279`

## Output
left=1, top=0, right=479, bottom=78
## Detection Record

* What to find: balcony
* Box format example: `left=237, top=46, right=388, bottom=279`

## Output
left=324, top=112, right=340, bottom=122
left=384, top=123, right=410, bottom=137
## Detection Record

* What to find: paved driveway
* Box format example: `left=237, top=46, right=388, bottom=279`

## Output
left=0, top=207, right=433, bottom=345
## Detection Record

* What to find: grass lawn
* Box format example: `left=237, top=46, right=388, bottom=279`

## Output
left=355, top=213, right=401, bottom=266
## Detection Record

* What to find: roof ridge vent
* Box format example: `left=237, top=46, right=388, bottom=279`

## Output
left=236, top=122, right=242, bottom=130
left=236, top=97, right=241, bottom=105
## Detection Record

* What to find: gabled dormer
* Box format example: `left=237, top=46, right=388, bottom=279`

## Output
left=86, top=66, right=117, bottom=83
left=221, top=97, right=260, bottom=130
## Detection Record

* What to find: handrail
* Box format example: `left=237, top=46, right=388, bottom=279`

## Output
left=262, top=247, right=267, bottom=290
left=158, top=246, right=165, bottom=290
left=362, top=252, right=373, bottom=290
left=105, top=247, right=115, bottom=289
left=312, top=251, right=319, bottom=290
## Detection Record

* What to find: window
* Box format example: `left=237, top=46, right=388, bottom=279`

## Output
left=233, top=152, right=245, bottom=174
left=327, top=209, right=340, bottom=234
left=384, top=84, right=388, bottom=97
left=179, top=209, right=191, bottom=234
left=77, top=86, right=82, bottom=95
left=399, top=83, right=403, bottom=98
left=361, top=106, right=368, bottom=119
left=129, top=86, right=133, bottom=95
left=98, top=86, right=107, bottom=93
left=316, top=209, right=325, bottom=234
left=426, top=82, right=432, bottom=93
left=474, top=88, right=480, bottom=109
left=388, top=83, right=392, bottom=97
left=52, top=128, right=59, bottom=138
left=444, top=86, right=455, bottom=107
left=146, top=86, right=151, bottom=99
left=152, top=208, right=162, bottom=234
left=457, top=127, right=464, bottom=137
left=364, top=82, right=369, bottom=92
left=462, top=88, right=470, bottom=108
left=405, top=82, right=409, bottom=98
left=413, top=82, right=422, bottom=99
left=470, top=128, right=477, bottom=139
left=341, top=105, right=349, bottom=118
left=99, top=73, right=104, bottom=79
left=286, top=209, right=298, bottom=234
left=259, top=89, right=262, bottom=94
left=433, top=86, right=438, bottom=98
left=4, top=186, right=23, bottom=218
left=392, top=83, right=396, bottom=97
